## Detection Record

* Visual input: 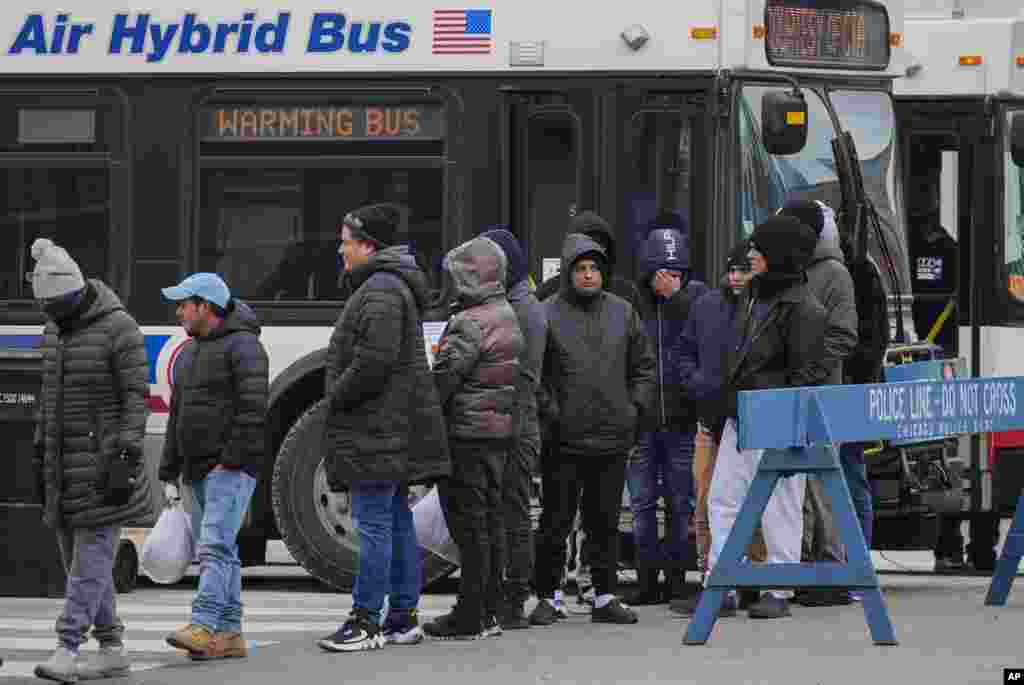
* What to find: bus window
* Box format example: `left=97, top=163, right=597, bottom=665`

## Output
left=197, top=166, right=443, bottom=301
left=736, top=86, right=839, bottom=239
left=0, top=168, right=110, bottom=299
left=1006, top=113, right=1024, bottom=304
left=626, top=111, right=693, bottom=254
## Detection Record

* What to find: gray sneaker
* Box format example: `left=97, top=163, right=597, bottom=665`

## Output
left=76, top=645, right=130, bottom=680
left=34, top=646, right=80, bottom=684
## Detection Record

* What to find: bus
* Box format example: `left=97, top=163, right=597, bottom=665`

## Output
left=893, top=2, right=1024, bottom=571
left=0, top=0, right=910, bottom=590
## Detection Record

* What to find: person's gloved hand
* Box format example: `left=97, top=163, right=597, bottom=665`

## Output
left=163, top=481, right=180, bottom=504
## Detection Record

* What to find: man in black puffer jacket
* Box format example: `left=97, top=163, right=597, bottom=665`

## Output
left=531, top=233, right=656, bottom=627
left=30, top=239, right=152, bottom=683
left=158, top=272, right=269, bottom=660
left=316, top=204, right=450, bottom=653
left=707, top=216, right=828, bottom=620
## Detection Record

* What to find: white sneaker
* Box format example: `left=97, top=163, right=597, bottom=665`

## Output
left=34, top=647, right=80, bottom=683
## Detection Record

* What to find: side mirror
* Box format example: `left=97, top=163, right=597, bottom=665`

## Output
left=1011, top=112, right=1024, bottom=167
left=761, top=89, right=808, bottom=156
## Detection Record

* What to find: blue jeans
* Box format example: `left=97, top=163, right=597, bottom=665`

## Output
left=190, top=469, right=257, bottom=633
left=840, top=444, right=873, bottom=549
left=627, top=430, right=695, bottom=566
left=351, top=482, right=421, bottom=623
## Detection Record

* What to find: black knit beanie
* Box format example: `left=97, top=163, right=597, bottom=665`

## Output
left=748, top=216, right=818, bottom=275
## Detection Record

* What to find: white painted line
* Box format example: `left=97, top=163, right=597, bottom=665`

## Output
left=0, top=638, right=278, bottom=653
left=0, top=619, right=343, bottom=632
left=0, top=660, right=163, bottom=678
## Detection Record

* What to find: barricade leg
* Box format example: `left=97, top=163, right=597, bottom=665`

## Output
left=682, top=469, right=779, bottom=646
left=819, top=462, right=897, bottom=646
left=985, top=491, right=1024, bottom=607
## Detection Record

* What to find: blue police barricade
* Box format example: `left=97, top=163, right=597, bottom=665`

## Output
left=683, top=372, right=1024, bottom=647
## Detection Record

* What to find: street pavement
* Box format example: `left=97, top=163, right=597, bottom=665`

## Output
left=0, top=557, right=1022, bottom=685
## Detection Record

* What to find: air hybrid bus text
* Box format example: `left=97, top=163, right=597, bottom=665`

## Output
left=7, top=13, right=413, bottom=62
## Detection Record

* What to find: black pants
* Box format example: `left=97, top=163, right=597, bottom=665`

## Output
left=438, top=439, right=506, bottom=630
left=500, top=427, right=539, bottom=605
left=534, top=446, right=627, bottom=598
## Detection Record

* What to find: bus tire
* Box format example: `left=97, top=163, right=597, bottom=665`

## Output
left=113, top=540, right=138, bottom=594
left=272, top=398, right=456, bottom=592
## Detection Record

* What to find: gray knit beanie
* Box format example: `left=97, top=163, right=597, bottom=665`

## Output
left=28, top=238, right=86, bottom=300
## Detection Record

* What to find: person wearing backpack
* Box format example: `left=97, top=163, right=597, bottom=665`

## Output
left=778, top=201, right=861, bottom=607
left=625, top=220, right=708, bottom=605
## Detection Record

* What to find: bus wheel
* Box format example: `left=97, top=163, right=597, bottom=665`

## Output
left=113, top=540, right=138, bottom=594
left=272, top=399, right=457, bottom=591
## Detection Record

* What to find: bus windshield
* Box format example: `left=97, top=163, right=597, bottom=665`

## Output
left=737, top=84, right=910, bottom=291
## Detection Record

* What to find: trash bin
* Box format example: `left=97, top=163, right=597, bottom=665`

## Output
left=0, top=348, right=66, bottom=598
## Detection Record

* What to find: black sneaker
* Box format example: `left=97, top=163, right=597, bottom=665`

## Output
left=381, top=609, right=423, bottom=645
left=670, top=591, right=737, bottom=617
left=591, top=598, right=638, bottom=624
left=738, top=589, right=761, bottom=610
left=317, top=609, right=385, bottom=652
left=528, top=599, right=560, bottom=626
left=498, top=601, right=531, bottom=630
left=747, top=594, right=792, bottom=619
left=794, top=588, right=851, bottom=607
left=482, top=615, right=503, bottom=638
left=422, top=610, right=483, bottom=641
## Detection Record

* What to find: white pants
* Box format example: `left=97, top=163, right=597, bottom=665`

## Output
left=707, top=419, right=806, bottom=598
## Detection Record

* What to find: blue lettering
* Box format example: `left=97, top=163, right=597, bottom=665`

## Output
left=308, top=13, right=346, bottom=53
left=347, top=22, right=381, bottom=53
left=110, top=13, right=149, bottom=54
left=212, top=22, right=240, bottom=53
left=382, top=22, right=411, bottom=53
left=147, top=21, right=178, bottom=63
left=50, top=14, right=68, bottom=54
left=66, top=23, right=94, bottom=54
left=9, top=14, right=49, bottom=54
left=237, top=12, right=256, bottom=52
left=254, top=13, right=290, bottom=53
left=178, top=13, right=210, bottom=54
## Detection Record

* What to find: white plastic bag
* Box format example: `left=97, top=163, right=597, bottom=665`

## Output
left=140, top=502, right=194, bottom=584
left=412, top=486, right=460, bottom=564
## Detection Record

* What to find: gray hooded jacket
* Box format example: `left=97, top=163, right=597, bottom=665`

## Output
left=804, top=202, right=859, bottom=386
left=433, top=237, right=525, bottom=440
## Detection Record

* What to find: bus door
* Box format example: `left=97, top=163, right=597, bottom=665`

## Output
left=500, top=88, right=596, bottom=285
left=604, top=87, right=709, bottom=283
left=899, top=103, right=990, bottom=360
left=0, top=90, right=131, bottom=311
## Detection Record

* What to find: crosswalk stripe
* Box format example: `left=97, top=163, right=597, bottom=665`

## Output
left=0, top=619, right=346, bottom=632
left=0, top=660, right=165, bottom=678
left=0, top=638, right=278, bottom=653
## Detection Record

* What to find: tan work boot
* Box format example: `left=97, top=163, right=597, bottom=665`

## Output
left=192, top=632, right=247, bottom=661
left=165, top=624, right=213, bottom=655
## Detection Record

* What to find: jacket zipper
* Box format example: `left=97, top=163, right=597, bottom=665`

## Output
left=658, top=303, right=665, bottom=426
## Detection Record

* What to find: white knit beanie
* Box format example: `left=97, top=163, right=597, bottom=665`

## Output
left=29, top=238, right=86, bottom=300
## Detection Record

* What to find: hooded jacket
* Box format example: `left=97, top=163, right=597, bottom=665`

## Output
left=480, top=228, right=548, bottom=440
left=636, top=228, right=708, bottom=430
left=542, top=234, right=656, bottom=454
left=319, top=246, right=450, bottom=487
left=800, top=203, right=859, bottom=386
left=34, top=280, right=153, bottom=529
left=159, top=298, right=269, bottom=484
left=678, top=275, right=744, bottom=434
left=433, top=237, right=524, bottom=441
left=724, top=218, right=829, bottom=419
left=534, top=212, right=643, bottom=308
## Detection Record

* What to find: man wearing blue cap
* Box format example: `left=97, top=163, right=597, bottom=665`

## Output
left=157, top=273, right=269, bottom=661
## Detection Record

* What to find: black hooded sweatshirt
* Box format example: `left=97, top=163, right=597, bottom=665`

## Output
left=541, top=234, right=656, bottom=455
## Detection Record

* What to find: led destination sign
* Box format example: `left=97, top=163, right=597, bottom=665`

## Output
left=765, top=0, right=890, bottom=70
left=200, top=105, right=445, bottom=142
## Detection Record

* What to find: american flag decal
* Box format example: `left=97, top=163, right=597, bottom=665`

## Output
left=433, top=9, right=493, bottom=54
